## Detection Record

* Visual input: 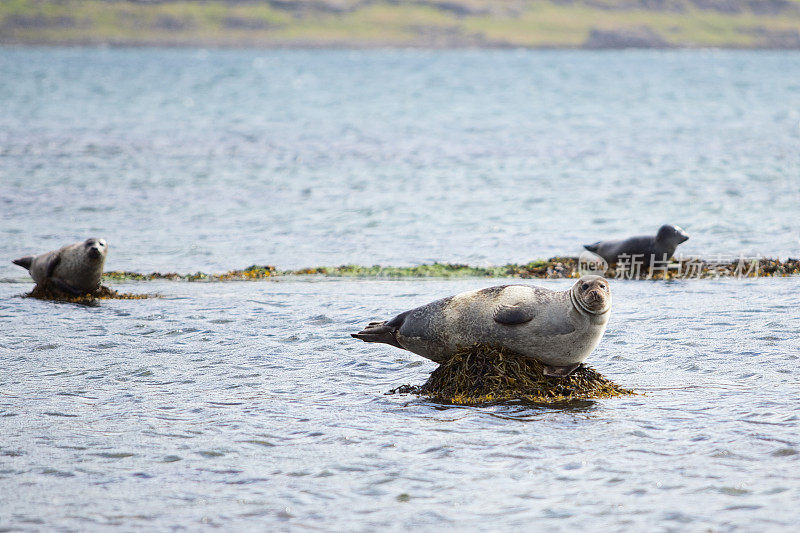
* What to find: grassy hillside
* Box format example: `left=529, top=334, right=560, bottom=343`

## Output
left=2, top=0, right=800, bottom=48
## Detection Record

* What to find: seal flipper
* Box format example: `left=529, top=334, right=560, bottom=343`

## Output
left=494, top=304, right=536, bottom=325
left=51, top=277, right=81, bottom=296
left=542, top=363, right=581, bottom=378
left=45, top=253, right=61, bottom=278
left=12, top=256, right=34, bottom=271
left=43, top=254, right=77, bottom=294
left=351, top=320, right=403, bottom=349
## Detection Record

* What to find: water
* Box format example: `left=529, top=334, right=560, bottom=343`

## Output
left=1, top=48, right=799, bottom=276
left=1, top=48, right=800, bottom=530
left=1, top=278, right=799, bottom=530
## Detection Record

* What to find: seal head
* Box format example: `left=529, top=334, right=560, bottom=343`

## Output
left=84, top=238, right=108, bottom=261
left=570, top=275, right=611, bottom=316
left=655, top=224, right=689, bottom=249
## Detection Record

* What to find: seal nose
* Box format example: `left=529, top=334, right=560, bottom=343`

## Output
left=88, top=246, right=102, bottom=259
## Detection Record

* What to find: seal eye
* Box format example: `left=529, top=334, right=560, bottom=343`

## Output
left=581, top=283, right=589, bottom=290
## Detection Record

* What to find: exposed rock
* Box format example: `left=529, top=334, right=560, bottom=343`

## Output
left=584, top=26, right=670, bottom=48
left=153, top=15, right=193, bottom=31
left=2, top=14, right=78, bottom=29
left=690, top=0, right=743, bottom=13
left=267, top=0, right=362, bottom=14
left=583, top=0, right=686, bottom=11
left=222, top=17, right=276, bottom=30
left=746, top=26, right=800, bottom=48
left=413, top=1, right=492, bottom=17
left=746, top=0, right=799, bottom=15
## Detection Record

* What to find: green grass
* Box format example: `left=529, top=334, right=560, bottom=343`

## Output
left=1, top=0, right=799, bottom=47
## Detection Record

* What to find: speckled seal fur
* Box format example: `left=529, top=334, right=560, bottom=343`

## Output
left=352, top=275, right=612, bottom=377
left=13, top=238, right=108, bottom=295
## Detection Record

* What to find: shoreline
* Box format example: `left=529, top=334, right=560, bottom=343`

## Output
left=3, top=0, right=800, bottom=51
left=4, top=41, right=800, bottom=51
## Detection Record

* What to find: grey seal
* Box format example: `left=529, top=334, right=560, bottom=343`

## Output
left=352, top=275, right=611, bottom=377
left=584, top=224, right=689, bottom=265
left=12, top=238, right=108, bottom=295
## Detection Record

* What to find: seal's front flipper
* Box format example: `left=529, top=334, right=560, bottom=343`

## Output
left=12, top=256, right=34, bottom=271
left=51, top=278, right=81, bottom=296
left=45, top=253, right=61, bottom=278
left=494, top=304, right=536, bottom=325
left=542, top=363, right=580, bottom=378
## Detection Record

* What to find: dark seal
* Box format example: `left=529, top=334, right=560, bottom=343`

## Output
left=584, top=224, right=689, bottom=265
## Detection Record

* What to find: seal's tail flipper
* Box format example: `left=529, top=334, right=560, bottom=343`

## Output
left=12, top=256, right=33, bottom=271
left=583, top=243, right=599, bottom=253
left=351, top=321, right=403, bottom=349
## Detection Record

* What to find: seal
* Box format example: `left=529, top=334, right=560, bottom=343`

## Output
left=352, top=275, right=611, bottom=377
left=584, top=224, right=689, bottom=265
left=12, top=238, right=108, bottom=295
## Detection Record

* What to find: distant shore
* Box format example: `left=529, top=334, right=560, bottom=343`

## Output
left=3, top=0, right=800, bottom=49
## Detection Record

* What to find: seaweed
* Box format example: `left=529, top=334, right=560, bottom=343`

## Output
left=287, top=262, right=513, bottom=278
left=104, top=265, right=277, bottom=282
left=24, top=284, right=152, bottom=304
left=101, top=257, right=800, bottom=282
left=388, top=344, right=634, bottom=406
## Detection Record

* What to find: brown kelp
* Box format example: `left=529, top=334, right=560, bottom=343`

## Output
left=24, top=284, right=152, bottom=304
left=102, top=257, right=800, bottom=282
left=103, top=265, right=278, bottom=282
left=388, top=344, right=634, bottom=406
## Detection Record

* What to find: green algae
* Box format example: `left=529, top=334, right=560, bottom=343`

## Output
left=101, top=257, right=800, bottom=282
left=388, top=344, right=634, bottom=406
left=288, top=262, right=517, bottom=278
left=104, top=265, right=278, bottom=282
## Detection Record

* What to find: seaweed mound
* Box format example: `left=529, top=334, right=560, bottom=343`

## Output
left=25, top=284, right=152, bottom=304
left=391, top=344, right=634, bottom=405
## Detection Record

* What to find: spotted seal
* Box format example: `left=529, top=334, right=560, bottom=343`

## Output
left=12, top=238, right=108, bottom=295
left=352, top=275, right=611, bottom=377
left=584, top=224, right=689, bottom=265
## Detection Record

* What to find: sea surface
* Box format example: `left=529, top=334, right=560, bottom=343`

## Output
left=1, top=47, right=799, bottom=531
